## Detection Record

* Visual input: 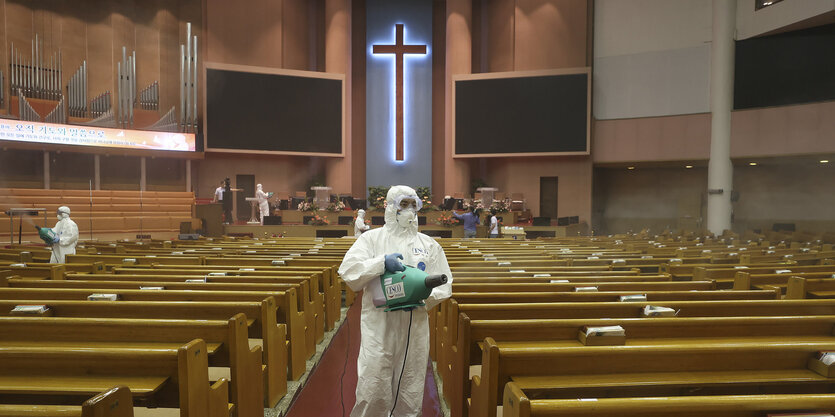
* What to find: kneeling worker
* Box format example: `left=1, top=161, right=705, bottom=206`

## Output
left=338, top=185, right=453, bottom=417
left=50, top=206, right=79, bottom=263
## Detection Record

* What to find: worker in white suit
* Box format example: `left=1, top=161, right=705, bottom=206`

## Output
left=50, top=206, right=79, bottom=264
left=338, top=185, right=453, bottom=417
left=255, top=184, right=270, bottom=225
left=354, top=209, right=370, bottom=236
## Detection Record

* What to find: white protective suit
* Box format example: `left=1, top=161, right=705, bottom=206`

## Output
left=354, top=209, right=370, bottom=237
left=255, top=184, right=270, bottom=225
left=338, top=185, right=453, bottom=417
left=50, top=206, right=79, bottom=264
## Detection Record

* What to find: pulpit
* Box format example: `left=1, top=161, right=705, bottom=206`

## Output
left=311, top=186, right=332, bottom=209
left=477, top=187, right=499, bottom=208
left=244, top=197, right=259, bottom=224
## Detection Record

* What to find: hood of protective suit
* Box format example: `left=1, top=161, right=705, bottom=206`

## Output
left=384, top=185, right=422, bottom=237
left=57, top=206, right=71, bottom=220
left=256, top=184, right=263, bottom=191
left=356, top=209, right=365, bottom=219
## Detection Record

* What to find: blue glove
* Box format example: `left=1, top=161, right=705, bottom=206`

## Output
left=52, top=235, right=59, bottom=244
left=384, top=253, right=405, bottom=273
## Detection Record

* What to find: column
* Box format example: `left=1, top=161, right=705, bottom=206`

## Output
left=444, top=0, right=472, bottom=197
left=43, top=151, right=50, bottom=190
left=707, top=0, right=735, bottom=235
left=94, top=154, right=101, bottom=190
left=185, top=159, right=192, bottom=192
left=140, top=157, right=147, bottom=191
left=324, top=0, right=353, bottom=195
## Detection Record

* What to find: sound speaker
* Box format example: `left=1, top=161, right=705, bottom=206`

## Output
left=338, top=216, right=353, bottom=225
left=533, top=217, right=551, bottom=226
left=264, top=216, right=282, bottom=225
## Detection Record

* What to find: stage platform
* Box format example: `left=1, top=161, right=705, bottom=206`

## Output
left=222, top=223, right=577, bottom=239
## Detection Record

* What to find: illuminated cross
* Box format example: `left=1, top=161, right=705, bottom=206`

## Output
left=372, top=23, right=427, bottom=161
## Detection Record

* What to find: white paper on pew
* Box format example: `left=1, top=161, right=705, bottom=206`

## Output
left=510, top=269, right=526, bottom=273
left=272, top=260, right=286, bottom=266
left=246, top=250, right=256, bottom=254
left=729, top=253, right=738, bottom=256
left=88, top=293, right=120, bottom=301
left=739, top=247, right=748, bottom=251
left=122, top=258, right=137, bottom=264
left=819, top=352, right=835, bottom=365
left=171, top=252, right=184, bottom=255
left=619, top=294, right=647, bottom=302
left=484, top=257, right=498, bottom=261
left=534, top=274, right=551, bottom=277
left=497, top=262, right=511, bottom=266
left=186, top=278, right=207, bottom=283
left=612, top=259, right=626, bottom=265
left=695, top=243, right=703, bottom=246
left=657, top=244, right=666, bottom=248
left=587, top=256, right=599, bottom=260
left=291, top=253, right=302, bottom=257
left=308, top=249, right=319, bottom=253
left=212, top=247, right=222, bottom=250
left=550, top=280, right=569, bottom=283
left=775, top=269, right=792, bottom=274
left=10, top=263, right=25, bottom=267
left=109, top=243, right=117, bottom=247
left=207, top=272, right=227, bottom=276
left=575, top=286, right=598, bottom=292
left=482, top=253, right=495, bottom=257
left=146, top=255, right=156, bottom=258
left=254, top=242, right=264, bottom=246
left=239, top=268, right=255, bottom=272
left=140, top=286, right=165, bottom=290
left=702, top=249, right=712, bottom=254
left=669, top=258, right=682, bottom=263
left=185, top=249, right=196, bottom=252
left=641, top=255, right=653, bottom=259
left=536, top=246, right=545, bottom=249
left=734, top=266, right=749, bottom=269
left=642, top=305, right=677, bottom=317
left=584, top=325, right=625, bottom=337
left=767, top=250, right=776, bottom=254
left=12, top=305, right=48, bottom=314
left=768, top=246, right=776, bottom=250
left=577, top=399, right=598, bottom=402
left=784, top=254, right=794, bottom=259
left=592, top=252, right=603, bottom=256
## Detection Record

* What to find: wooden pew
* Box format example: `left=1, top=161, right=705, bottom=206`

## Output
left=0, top=298, right=291, bottom=405
left=733, top=270, right=835, bottom=293
left=447, top=315, right=835, bottom=417
left=694, top=264, right=835, bottom=288
left=65, top=254, right=205, bottom=269
left=473, top=340, right=835, bottom=417
left=0, top=315, right=264, bottom=416
left=502, top=389, right=835, bottom=417
left=451, top=275, right=672, bottom=284
left=786, top=276, right=835, bottom=299
left=61, top=271, right=319, bottom=357
left=0, top=286, right=305, bottom=382
left=124, top=264, right=338, bottom=334
left=0, top=339, right=229, bottom=417
left=0, top=386, right=134, bottom=417
left=111, top=267, right=328, bottom=345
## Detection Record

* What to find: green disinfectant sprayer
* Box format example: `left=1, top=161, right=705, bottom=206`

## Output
left=370, top=265, right=448, bottom=311
left=34, top=225, right=56, bottom=245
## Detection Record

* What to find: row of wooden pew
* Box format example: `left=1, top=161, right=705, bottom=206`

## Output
left=427, top=234, right=835, bottom=417
left=0, top=237, right=355, bottom=417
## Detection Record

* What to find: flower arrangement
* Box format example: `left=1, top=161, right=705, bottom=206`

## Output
left=326, top=200, right=346, bottom=212
left=308, top=214, right=330, bottom=226
left=490, top=200, right=511, bottom=213
left=435, top=214, right=459, bottom=227
left=368, top=186, right=389, bottom=210
left=462, top=200, right=484, bottom=211
left=297, top=201, right=318, bottom=212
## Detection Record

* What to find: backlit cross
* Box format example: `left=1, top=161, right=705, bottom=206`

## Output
left=372, top=24, right=427, bottom=161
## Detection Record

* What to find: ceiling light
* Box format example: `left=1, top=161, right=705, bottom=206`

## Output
left=627, top=166, right=635, bottom=170
left=685, top=165, right=693, bottom=169
left=821, top=160, right=830, bottom=164
left=748, top=162, right=758, bottom=166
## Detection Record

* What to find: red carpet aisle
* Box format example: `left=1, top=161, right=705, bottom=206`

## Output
left=286, top=294, right=444, bottom=417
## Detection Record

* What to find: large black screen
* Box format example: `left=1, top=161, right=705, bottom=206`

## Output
left=734, top=23, right=835, bottom=110
left=205, top=68, right=342, bottom=154
left=455, top=72, right=588, bottom=156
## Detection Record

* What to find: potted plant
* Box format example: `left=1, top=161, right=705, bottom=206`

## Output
left=308, top=214, right=330, bottom=226
left=435, top=214, right=459, bottom=227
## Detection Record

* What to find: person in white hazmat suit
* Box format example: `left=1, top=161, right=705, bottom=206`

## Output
left=255, top=184, right=270, bottom=225
left=50, top=206, right=79, bottom=264
left=338, top=185, right=453, bottom=417
left=354, top=209, right=370, bottom=237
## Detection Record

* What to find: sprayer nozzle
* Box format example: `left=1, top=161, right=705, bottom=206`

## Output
left=424, top=274, right=448, bottom=289
left=34, top=225, right=41, bottom=231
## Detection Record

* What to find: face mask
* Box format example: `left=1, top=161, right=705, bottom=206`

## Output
left=57, top=214, right=62, bottom=220
left=396, top=209, right=416, bottom=228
